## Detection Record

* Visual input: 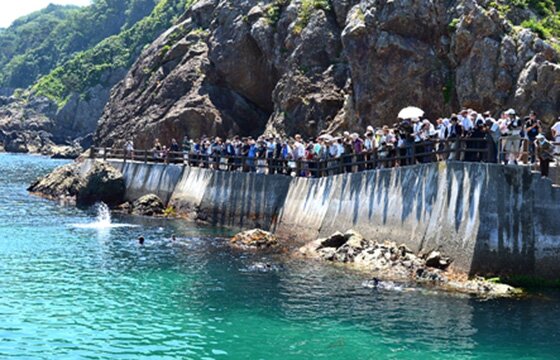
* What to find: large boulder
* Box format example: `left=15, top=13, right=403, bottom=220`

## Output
left=29, top=161, right=125, bottom=207
left=132, top=194, right=165, bottom=216
left=27, top=163, right=84, bottom=201
left=76, top=162, right=125, bottom=207
left=231, top=229, right=279, bottom=249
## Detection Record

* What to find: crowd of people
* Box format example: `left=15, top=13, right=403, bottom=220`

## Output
left=121, top=108, right=560, bottom=178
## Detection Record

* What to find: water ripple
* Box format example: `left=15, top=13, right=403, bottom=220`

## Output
left=0, top=154, right=559, bottom=359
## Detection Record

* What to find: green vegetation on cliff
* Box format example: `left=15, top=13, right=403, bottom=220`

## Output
left=510, top=0, right=560, bottom=39
left=0, top=0, right=160, bottom=90
left=32, top=0, right=189, bottom=107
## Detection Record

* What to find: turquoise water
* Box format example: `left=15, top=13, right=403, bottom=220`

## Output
left=1, top=154, right=560, bottom=359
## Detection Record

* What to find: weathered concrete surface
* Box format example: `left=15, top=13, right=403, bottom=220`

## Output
left=197, top=170, right=291, bottom=229
left=169, top=166, right=214, bottom=219
left=529, top=176, right=560, bottom=279
left=81, top=159, right=560, bottom=279
left=274, top=176, right=336, bottom=242
left=105, top=160, right=182, bottom=204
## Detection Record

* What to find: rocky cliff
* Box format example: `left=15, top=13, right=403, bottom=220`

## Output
left=0, top=68, right=125, bottom=153
left=95, top=0, right=560, bottom=147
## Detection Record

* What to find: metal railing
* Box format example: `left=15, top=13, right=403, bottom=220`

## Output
left=89, top=137, right=527, bottom=178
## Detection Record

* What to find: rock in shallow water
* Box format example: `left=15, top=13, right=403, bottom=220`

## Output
left=300, top=229, right=520, bottom=297
left=231, top=229, right=278, bottom=249
left=28, top=160, right=125, bottom=208
left=424, top=250, right=452, bottom=270
left=132, top=194, right=165, bottom=216
left=27, top=163, right=83, bottom=201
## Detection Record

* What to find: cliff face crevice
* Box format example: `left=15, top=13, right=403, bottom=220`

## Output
left=95, top=0, right=560, bottom=146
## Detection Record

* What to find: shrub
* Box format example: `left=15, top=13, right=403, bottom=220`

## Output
left=448, top=18, right=460, bottom=31
left=265, top=0, right=287, bottom=26
left=293, top=0, right=331, bottom=35
left=522, top=18, right=552, bottom=38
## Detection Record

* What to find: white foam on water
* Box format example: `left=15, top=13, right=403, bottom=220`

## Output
left=70, top=202, right=138, bottom=229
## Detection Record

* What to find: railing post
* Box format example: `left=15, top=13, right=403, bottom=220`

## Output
left=103, top=147, right=107, bottom=161
left=144, top=150, right=148, bottom=164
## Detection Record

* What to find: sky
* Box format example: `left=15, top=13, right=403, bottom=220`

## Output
left=0, top=0, right=92, bottom=28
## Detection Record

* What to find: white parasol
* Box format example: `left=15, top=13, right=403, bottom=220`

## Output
left=398, top=106, right=425, bottom=119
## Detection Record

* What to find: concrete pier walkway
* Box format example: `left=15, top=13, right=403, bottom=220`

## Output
left=82, top=159, right=560, bottom=280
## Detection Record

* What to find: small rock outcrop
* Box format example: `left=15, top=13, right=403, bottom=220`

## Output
left=132, top=194, right=165, bottom=216
left=231, top=229, right=279, bottom=249
left=300, top=230, right=520, bottom=297
left=424, top=250, right=452, bottom=270
left=29, top=161, right=125, bottom=208
left=46, top=145, right=84, bottom=160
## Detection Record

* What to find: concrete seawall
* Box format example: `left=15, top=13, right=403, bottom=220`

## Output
left=85, top=159, right=560, bottom=279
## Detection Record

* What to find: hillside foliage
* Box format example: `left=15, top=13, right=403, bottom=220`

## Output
left=31, top=0, right=190, bottom=107
left=0, top=0, right=159, bottom=89
left=510, top=0, right=560, bottom=39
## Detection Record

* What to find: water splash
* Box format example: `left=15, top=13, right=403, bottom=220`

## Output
left=70, top=202, right=137, bottom=229
left=95, top=202, right=112, bottom=227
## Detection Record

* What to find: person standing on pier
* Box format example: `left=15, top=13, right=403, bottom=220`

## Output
left=182, top=136, right=191, bottom=165
left=525, top=111, right=541, bottom=164
left=170, top=138, right=180, bottom=163
left=551, top=117, right=560, bottom=155
left=448, top=116, right=464, bottom=160
left=124, top=139, right=134, bottom=160
left=535, top=134, right=554, bottom=178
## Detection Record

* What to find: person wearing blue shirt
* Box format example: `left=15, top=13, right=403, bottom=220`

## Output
left=248, top=139, right=257, bottom=172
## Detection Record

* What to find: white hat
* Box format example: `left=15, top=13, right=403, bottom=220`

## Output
left=367, top=125, right=374, bottom=132
left=505, top=108, right=516, bottom=115
left=536, top=134, right=545, bottom=140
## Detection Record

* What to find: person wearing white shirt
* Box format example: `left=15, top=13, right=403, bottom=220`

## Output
left=412, top=118, right=422, bottom=143
left=551, top=117, right=560, bottom=154
left=293, top=134, right=305, bottom=160
left=459, top=110, right=473, bottom=132
left=503, top=109, right=522, bottom=164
